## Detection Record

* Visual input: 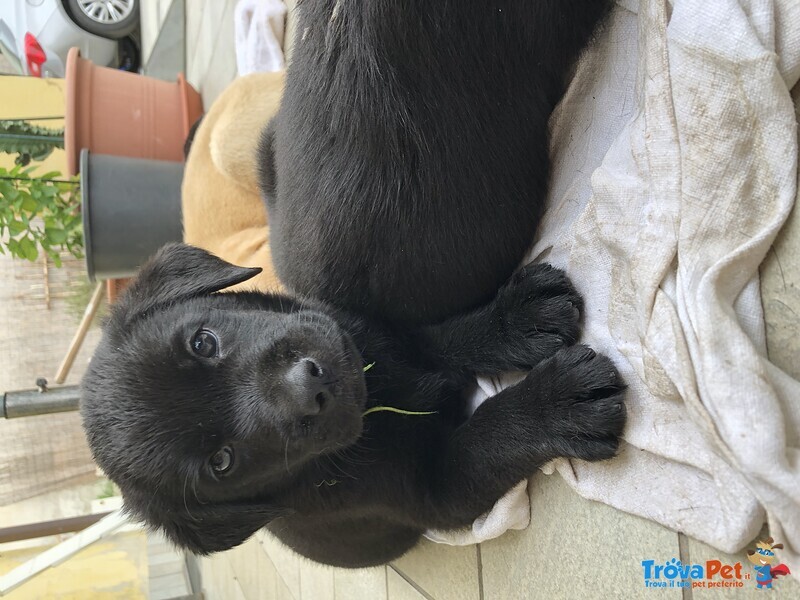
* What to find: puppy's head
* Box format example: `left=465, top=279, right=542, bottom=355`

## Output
left=81, top=243, right=368, bottom=554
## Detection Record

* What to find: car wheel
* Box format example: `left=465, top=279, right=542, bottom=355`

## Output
left=66, top=0, right=139, bottom=40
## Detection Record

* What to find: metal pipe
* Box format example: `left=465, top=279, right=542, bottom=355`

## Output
left=2, top=385, right=80, bottom=419
left=0, top=512, right=111, bottom=544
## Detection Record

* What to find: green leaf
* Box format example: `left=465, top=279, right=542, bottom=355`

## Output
left=20, top=196, right=37, bottom=212
left=56, top=181, right=78, bottom=193
left=7, top=220, right=25, bottom=235
left=19, top=237, right=38, bottom=261
left=6, top=238, right=20, bottom=257
left=46, top=228, right=67, bottom=244
left=0, top=184, right=18, bottom=201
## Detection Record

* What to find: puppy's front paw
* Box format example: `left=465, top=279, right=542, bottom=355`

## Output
left=527, top=345, right=626, bottom=462
left=491, top=262, right=583, bottom=368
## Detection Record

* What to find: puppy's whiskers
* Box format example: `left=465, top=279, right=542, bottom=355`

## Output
left=284, top=439, right=291, bottom=474
left=191, top=473, right=204, bottom=505
left=182, top=471, right=197, bottom=522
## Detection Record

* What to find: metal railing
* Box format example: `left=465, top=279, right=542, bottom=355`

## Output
left=2, top=384, right=80, bottom=419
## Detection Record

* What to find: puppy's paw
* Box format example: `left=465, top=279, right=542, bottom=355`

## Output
left=491, top=262, right=583, bottom=368
left=527, top=345, right=627, bottom=462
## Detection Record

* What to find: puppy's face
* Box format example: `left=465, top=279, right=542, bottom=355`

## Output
left=81, top=244, right=367, bottom=552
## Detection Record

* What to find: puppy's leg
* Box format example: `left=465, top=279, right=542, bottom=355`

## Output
left=423, top=262, right=583, bottom=375
left=425, top=345, right=625, bottom=529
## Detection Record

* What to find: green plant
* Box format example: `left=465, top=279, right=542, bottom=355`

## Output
left=0, top=119, right=64, bottom=166
left=65, top=276, right=108, bottom=326
left=0, top=164, right=82, bottom=266
left=95, top=478, right=119, bottom=500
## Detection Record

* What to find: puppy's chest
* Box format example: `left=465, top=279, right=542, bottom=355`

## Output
left=287, top=450, right=425, bottom=514
left=290, top=463, right=420, bottom=518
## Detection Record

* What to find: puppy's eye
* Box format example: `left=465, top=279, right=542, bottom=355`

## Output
left=210, top=446, right=234, bottom=474
left=192, top=329, right=219, bottom=358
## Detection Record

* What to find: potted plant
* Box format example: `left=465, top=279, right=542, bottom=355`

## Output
left=0, top=164, right=82, bottom=266
left=64, top=47, right=203, bottom=175
left=0, top=155, right=184, bottom=281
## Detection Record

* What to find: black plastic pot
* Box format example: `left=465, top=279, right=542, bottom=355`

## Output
left=80, top=150, right=183, bottom=281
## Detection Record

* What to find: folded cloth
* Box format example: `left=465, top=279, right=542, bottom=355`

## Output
left=427, top=0, right=800, bottom=574
left=234, top=0, right=287, bottom=75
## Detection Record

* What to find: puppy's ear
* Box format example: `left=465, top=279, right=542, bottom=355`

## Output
left=128, top=496, right=288, bottom=555
left=116, top=243, right=262, bottom=319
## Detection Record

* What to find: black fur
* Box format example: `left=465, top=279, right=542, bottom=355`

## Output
left=82, top=0, right=624, bottom=569
left=260, top=0, right=612, bottom=324
left=82, top=244, right=625, bottom=568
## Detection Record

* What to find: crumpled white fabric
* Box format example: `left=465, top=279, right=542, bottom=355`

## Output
left=234, top=0, right=287, bottom=75
left=427, top=0, right=800, bottom=573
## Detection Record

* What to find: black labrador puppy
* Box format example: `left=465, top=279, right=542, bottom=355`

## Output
left=82, top=244, right=625, bottom=567
left=259, top=0, right=612, bottom=324
left=81, top=0, right=623, bottom=568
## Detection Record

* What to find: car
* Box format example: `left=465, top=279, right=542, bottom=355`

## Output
left=0, top=0, right=139, bottom=78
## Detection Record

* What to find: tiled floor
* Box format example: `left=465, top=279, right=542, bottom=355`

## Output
left=198, top=473, right=800, bottom=599
left=150, top=1, right=800, bottom=597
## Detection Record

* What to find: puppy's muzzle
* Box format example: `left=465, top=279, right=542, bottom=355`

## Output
left=283, top=358, right=335, bottom=419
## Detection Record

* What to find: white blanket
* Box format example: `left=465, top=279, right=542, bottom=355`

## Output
left=234, top=0, right=287, bottom=75
left=427, top=0, right=800, bottom=573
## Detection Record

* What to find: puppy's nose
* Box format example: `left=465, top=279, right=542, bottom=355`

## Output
left=283, top=358, right=332, bottom=417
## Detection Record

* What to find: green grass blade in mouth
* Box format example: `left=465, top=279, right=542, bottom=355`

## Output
left=362, top=406, right=437, bottom=417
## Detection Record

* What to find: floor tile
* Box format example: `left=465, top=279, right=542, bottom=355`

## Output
left=392, top=539, right=480, bottom=600
left=387, top=568, right=428, bottom=600
left=299, top=561, right=335, bottom=600
left=187, top=0, right=230, bottom=89
left=277, top=577, right=298, bottom=600
left=202, top=554, right=245, bottom=600
left=143, top=0, right=185, bottom=81
left=158, top=0, right=175, bottom=23
left=198, top=0, right=238, bottom=106
left=257, top=530, right=302, bottom=599
left=228, top=537, right=280, bottom=599
left=139, top=0, right=163, bottom=64
left=333, top=566, right=389, bottom=600
left=185, top=0, right=209, bottom=64
left=480, top=472, right=682, bottom=599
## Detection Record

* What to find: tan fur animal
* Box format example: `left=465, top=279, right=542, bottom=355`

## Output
left=182, top=72, right=285, bottom=292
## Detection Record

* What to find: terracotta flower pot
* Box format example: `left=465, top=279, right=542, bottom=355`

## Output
left=64, top=47, right=203, bottom=176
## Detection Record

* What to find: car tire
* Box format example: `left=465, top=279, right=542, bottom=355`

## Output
left=65, top=0, right=140, bottom=40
